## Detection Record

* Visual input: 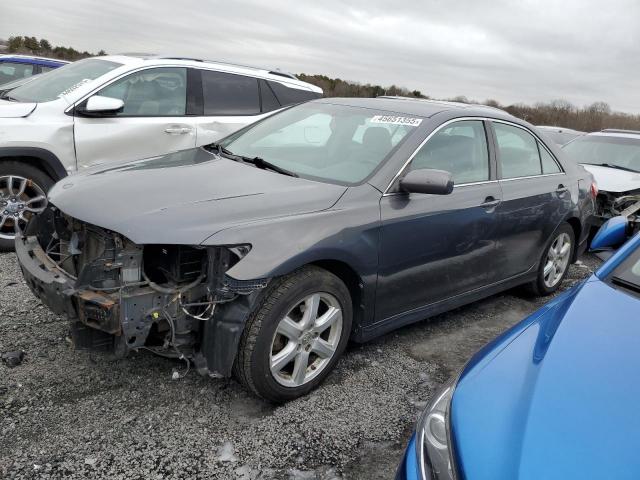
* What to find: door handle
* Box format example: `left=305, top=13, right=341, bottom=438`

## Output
left=481, top=196, right=501, bottom=209
left=164, top=126, right=192, bottom=135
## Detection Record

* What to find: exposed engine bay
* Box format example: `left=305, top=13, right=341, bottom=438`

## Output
left=16, top=206, right=268, bottom=377
left=594, top=189, right=640, bottom=235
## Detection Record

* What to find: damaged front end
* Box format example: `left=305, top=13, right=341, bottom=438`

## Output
left=594, top=188, right=640, bottom=237
left=15, top=206, right=268, bottom=377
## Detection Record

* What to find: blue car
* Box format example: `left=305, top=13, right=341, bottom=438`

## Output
left=0, top=55, right=69, bottom=86
left=397, top=218, right=640, bottom=479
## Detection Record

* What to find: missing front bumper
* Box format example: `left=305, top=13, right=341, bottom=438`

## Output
left=16, top=231, right=267, bottom=376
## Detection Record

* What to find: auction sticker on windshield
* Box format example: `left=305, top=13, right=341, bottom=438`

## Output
left=371, top=115, right=423, bottom=126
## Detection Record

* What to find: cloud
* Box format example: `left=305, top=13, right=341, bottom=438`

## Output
left=3, top=0, right=640, bottom=113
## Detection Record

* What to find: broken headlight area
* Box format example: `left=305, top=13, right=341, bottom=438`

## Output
left=594, top=189, right=640, bottom=234
left=23, top=206, right=266, bottom=366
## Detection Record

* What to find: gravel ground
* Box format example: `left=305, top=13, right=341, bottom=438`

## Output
left=0, top=251, right=601, bottom=479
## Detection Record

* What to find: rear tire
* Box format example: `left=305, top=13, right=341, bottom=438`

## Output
left=527, top=222, right=575, bottom=296
left=0, top=161, right=54, bottom=252
left=233, top=266, right=352, bottom=402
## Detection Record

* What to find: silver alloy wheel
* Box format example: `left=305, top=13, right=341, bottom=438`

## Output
left=543, top=232, right=572, bottom=288
left=0, top=175, right=48, bottom=241
left=270, top=292, right=343, bottom=388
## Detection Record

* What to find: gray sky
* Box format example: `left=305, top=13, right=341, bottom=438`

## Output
left=3, top=0, right=640, bottom=113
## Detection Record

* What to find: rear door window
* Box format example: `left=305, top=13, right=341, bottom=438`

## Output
left=494, top=123, right=543, bottom=179
left=539, top=144, right=561, bottom=174
left=201, top=70, right=260, bottom=115
left=259, top=79, right=281, bottom=113
left=268, top=80, right=321, bottom=106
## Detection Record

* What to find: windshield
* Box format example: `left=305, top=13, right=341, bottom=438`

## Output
left=220, top=102, right=421, bottom=184
left=563, top=135, right=640, bottom=172
left=0, top=75, right=35, bottom=95
left=8, top=58, right=122, bottom=103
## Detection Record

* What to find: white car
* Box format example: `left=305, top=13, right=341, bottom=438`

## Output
left=563, top=129, right=640, bottom=234
left=0, top=55, right=322, bottom=249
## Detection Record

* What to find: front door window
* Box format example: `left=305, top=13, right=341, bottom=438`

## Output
left=98, top=67, right=187, bottom=116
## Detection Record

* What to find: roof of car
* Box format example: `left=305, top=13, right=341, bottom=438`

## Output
left=537, top=125, right=585, bottom=134
left=588, top=129, right=640, bottom=139
left=315, top=96, right=517, bottom=119
left=0, top=54, right=69, bottom=67
left=101, top=54, right=322, bottom=93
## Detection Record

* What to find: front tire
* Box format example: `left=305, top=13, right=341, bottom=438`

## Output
left=233, top=266, right=352, bottom=402
left=0, top=162, right=53, bottom=252
left=528, top=222, right=575, bottom=296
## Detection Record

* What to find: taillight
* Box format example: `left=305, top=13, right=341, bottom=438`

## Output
left=590, top=182, right=598, bottom=199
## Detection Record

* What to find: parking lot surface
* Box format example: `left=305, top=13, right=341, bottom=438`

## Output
left=0, top=252, right=600, bottom=479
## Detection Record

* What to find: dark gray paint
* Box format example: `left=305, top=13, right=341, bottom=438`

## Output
left=47, top=147, right=348, bottom=245
left=44, top=98, right=595, bottom=344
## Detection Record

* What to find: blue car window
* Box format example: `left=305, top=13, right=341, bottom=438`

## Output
left=0, top=61, right=34, bottom=85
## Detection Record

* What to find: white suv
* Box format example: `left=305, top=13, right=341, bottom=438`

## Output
left=0, top=55, right=322, bottom=249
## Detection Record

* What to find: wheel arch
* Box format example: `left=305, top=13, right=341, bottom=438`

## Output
left=0, top=147, right=68, bottom=181
left=565, top=216, right=582, bottom=262
left=199, top=257, right=370, bottom=379
left=311, top=259, right=365, bottom=335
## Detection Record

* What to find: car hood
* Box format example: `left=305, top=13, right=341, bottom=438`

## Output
left=0, top=99, right=37, bottom=118
left=48, top=147, right=348, bottom=245
left=451, top=278, right=640, bottom=480
left=582, top=164, right=640, bottom=193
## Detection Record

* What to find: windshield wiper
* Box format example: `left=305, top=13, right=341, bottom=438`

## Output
left=590, top=163, right=640, bottom=173
left=207, top=144, right=298, bottom=177
left=611, top=275, right=640, bottom=294
left=241, top=156, right=298, bottom=177
left=205, top=142, right=235, bottom=156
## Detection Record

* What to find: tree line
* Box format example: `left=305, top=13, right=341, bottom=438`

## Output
left=300, top=74, right=640, bottom=132
left=297, top=73, right=425, bottom=100
left=499, top=100, right=640, bottom=133
left=5, top=35, right=639, bottom=132
left=5, top=35, right=106, bottom=61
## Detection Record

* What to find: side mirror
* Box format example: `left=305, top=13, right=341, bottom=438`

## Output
left=80, top=95, right=124, bottom=115
left=399, top=169, right=454, bottom=195
left=590, top=216, right=628, bottom=250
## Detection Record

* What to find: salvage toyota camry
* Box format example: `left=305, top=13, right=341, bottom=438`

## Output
left=16, top=97, right=595, bottom=402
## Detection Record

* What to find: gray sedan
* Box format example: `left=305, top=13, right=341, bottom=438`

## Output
left=16, top=97, right=595, bottom=402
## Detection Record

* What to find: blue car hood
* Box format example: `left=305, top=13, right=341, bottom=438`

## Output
left=451, top=278, right=640, bottom=480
